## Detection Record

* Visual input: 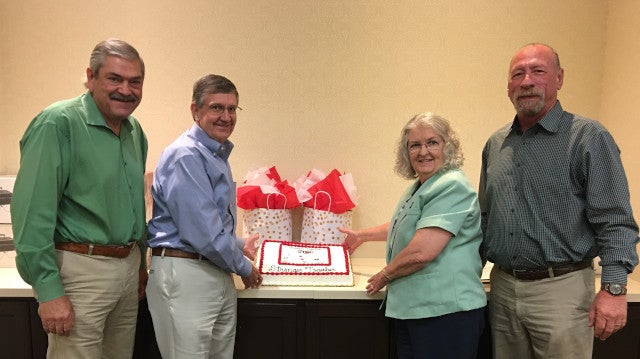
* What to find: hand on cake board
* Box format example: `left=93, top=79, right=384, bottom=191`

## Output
left=242, top=265, right=263, bottom=289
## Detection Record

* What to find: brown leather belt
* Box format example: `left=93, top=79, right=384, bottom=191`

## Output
left=55, top=242, right=136, bottom=258
left=497, top=260, right=592, bottom=281
left=151, top=247, right=207, bottom=261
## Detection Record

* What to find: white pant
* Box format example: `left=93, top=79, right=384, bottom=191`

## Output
left=48, top=245, right=140, bottom=359
left=146, top=255, right=238, bottom=359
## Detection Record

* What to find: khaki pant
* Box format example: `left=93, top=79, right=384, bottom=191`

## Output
left=46, top=245, right=140, bottom=359
left=146, top=256, right=237, bottom=359
left=489, top=265, right=595, bottom=359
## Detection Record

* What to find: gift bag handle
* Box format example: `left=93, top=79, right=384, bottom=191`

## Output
left=266, top=192, right=287, bottom=210
left=313, top=190, right=332, bottom=211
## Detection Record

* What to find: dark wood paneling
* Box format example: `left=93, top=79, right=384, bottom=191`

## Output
left=235, top=299, right=301, bottom=359
left=305, top=300, right=389, bottom=359
left=593, top=302, right=640, bottom=359
left=0, top=299, right=34, bottom=358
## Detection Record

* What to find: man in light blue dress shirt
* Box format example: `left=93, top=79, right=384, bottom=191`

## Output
left=146, top=74, right=262, bottom=359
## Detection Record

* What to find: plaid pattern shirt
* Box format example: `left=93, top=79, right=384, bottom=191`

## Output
left=479, top=101, right=638, bottom=284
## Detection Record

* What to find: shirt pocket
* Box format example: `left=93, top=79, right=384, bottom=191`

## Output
left=397, top=205, right=421, bottom=230
left=389, top=205, right=422, bottom=258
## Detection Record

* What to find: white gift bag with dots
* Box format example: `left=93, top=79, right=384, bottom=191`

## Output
left=300, top=191, right=352, bottom=244
left=242, top=193, right=292, bottom=244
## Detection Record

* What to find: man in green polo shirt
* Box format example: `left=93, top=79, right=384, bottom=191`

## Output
left=11, top=38, right=148, bottom=358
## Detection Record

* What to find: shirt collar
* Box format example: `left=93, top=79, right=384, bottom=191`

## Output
left=510, top=100, right=564, bottom=134
left=81, top=92, right=134, bottom=133
left=188, top=123, right=234, bottom=159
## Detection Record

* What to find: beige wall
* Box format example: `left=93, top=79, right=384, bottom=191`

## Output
left=1, top=1, right=637, bottom=273
left=601, top=0, right=640, bottom=280
left=602, top=0, right=640, bottom=227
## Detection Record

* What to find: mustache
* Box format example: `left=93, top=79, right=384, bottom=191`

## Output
left=515, top=89, right=543, bottom=99
left=213, top=121, right=233, bottom=127
left=109, top=93, right=139, bottom=102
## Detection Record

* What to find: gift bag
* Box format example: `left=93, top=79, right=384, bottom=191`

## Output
left=242, top=193, right=293, bottom=243
left=237, top=166, right=300, bottom=210
left=301, top=191, right=352, bottom=244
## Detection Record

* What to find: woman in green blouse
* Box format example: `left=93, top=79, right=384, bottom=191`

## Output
left=340, top=113, right=487, bottom=359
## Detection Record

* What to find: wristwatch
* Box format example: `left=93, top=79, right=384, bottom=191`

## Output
left=601, top=283, right=627, bottom=296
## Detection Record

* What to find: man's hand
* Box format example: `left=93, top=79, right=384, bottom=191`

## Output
left=138, top=268, right=149, bottom=300
left=39, top=295, right=75, bottom=336
left=589, top=290, right=627, bottom=340
left=241, top=264, right=263, bottom=289
left=243, top=233, right=260, bottom=261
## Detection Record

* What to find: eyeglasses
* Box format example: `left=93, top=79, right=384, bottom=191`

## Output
left=207, top=104, right=242, bottom=115
left=408, top=140, right=442, bottom=153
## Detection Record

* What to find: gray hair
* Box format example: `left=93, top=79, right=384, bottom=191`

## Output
left=192, top=74, right=239, bottom=108
left=89, top=38, right=144, bottom=77
left=394, top=112, right=464, bottom=180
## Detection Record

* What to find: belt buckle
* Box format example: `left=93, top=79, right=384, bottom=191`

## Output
left=512, top=268, right=528, bottom=278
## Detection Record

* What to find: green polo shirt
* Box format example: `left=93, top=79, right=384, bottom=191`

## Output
left=11, top=92, right=148, bottom=302
left=385, top=169, right=486, bottom=319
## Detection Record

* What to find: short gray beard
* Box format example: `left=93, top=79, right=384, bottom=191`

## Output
left=512, top=91, right=545, bottom=118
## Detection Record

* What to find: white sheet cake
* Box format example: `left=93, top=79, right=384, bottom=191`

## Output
left=257, top=240, right=354, bottom=286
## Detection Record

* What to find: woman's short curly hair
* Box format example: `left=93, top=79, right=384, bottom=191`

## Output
left=394, top=112, right=464, bottom=180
